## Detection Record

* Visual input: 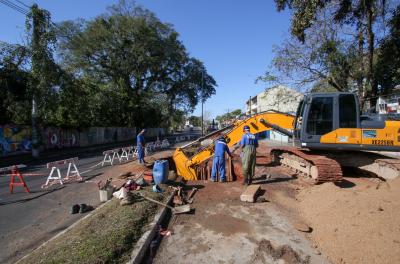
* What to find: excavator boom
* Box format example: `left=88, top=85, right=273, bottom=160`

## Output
left=173, top=111, right=295, bottom=180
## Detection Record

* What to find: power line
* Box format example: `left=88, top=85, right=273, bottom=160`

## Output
left=1, top=0, right=62, bottom=35
left=2, top=0, right=29, bottom=14
left=15, top=0, right=29, bottom=8
left=0, top=0, right=29, bottom=15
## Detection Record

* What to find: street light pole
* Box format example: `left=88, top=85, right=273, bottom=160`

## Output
left=201, top=70, right=204, bottom=136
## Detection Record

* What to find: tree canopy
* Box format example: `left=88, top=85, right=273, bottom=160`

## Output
left=216, top=109, right=242, bottom=127
left=266, top=0, right=399, bottom=107
left=55, top=2, right=215, bottom=128
left=0, top=0, right=216, bottom=129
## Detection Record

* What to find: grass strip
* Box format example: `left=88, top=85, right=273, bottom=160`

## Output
left=19, top=190, right=165, bottom=264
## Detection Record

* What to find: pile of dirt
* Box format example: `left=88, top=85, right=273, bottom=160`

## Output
left=297, top=177, right=400, bottom=264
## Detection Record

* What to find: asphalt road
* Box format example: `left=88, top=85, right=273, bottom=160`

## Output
left=0, top=132, right=199, bottom=264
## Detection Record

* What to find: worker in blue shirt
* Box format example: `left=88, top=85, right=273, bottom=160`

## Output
left=210, top=137, right=233, bottom=182
left=240, top=125, right=258, bottom=185
left=137, top=129, right=146, bottom=164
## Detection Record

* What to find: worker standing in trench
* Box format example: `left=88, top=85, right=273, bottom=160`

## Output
left=239, top=125, right=258, bottom=185
left=210, top=137, right=233, bottom=182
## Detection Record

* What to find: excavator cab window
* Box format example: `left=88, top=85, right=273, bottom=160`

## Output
left=294, top=99, right=305, bottom=139
left=306, top=97, right=333, bottom=135
left=339, top=94, right=357, bottom=128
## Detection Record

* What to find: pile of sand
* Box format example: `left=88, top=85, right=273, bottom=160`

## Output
left=297, top=177, right=400, bottom=264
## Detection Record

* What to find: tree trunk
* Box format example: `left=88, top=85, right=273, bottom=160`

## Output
left=31, top=5, right=40, bottom=158
left=357, top=22, right=366, bottom=109
left=366, top=2, right=377, bottom=107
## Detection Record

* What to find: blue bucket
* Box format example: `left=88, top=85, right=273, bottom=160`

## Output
left=153, top=160, right=169, bottom=185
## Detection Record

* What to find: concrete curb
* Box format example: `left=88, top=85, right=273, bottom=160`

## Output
left=127, top=192, right=175, bottom=264
left=15, top=199, right=112, bottom=264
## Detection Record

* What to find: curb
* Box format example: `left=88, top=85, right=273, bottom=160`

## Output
left=15, top=199, right=112, bottom=264
left=127, top=192, right=175, bottom=264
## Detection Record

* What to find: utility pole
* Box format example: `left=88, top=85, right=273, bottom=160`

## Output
left=201, top=70, right=204, bottom=136
left=31, top=4, right=40, bottom=158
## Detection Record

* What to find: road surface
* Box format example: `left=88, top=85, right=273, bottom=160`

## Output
left=0, top=132, right=198, bottom=263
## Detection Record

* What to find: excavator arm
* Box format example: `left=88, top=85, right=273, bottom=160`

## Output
left=173, top=111, right=295, bottom=180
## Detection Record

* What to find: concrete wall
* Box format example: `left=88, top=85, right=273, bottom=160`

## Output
left=78, top=127, right=137, bottom=147
left=0, top=125, right=166, bottom=157
left=145, top=128, right=166, bottom=139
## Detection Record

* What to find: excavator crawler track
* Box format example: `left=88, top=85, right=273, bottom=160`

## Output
left=267, top=147, right=343, bottom=183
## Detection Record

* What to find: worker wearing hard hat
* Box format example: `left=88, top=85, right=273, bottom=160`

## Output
left=239, top=125, right=258, bottom=185
left=137, top=129, right=146, bottom=164
left=210, top=137, right=233, bottom=182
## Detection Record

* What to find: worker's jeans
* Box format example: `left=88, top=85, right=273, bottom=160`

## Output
left=137, top=146, right=145, bottom=163
left=211, top=156, right=226, bottom=181
left=242, top=145, right=256, bottom=183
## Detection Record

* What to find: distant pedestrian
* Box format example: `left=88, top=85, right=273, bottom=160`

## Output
left=239, top=125, right=258, bottom=185
left=137, top=129, right=146, bottom=164
left=210, top=137, right=233, bottom=182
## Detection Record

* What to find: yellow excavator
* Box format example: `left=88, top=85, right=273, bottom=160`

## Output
left=173, top=92, right=400, bottom=183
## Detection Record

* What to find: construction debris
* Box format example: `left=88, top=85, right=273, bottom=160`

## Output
left=152, top=185, right=164, bottom=193
left=294, top=222, right=312, bottom=233
left=120, top=193, right=134, bottom=206
left=256, top=196, right=268, bottom=203
left=98, top=178, right=115, bottom=202
left=113, top=187, right=129, bottom=199
left=186, top=187, right=198, bottom=204
left=98, top=178, right=113, bottom=190
left=240, top=184, right=261, bottom=203
left=139, top=193, right=191, bottom=214
left=123, top=179, right=140, bottom=191
left=168, top=170, right=177, bottom=181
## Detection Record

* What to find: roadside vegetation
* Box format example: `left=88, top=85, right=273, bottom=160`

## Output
left=19, top=190, right=166, bottom=264
left=0, top=0, right=216, bottom=130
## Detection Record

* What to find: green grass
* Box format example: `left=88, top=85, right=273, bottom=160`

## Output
left=20, top=190, right=166, bottom=264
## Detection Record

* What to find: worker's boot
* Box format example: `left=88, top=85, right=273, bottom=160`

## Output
left=242, top=176, right=248, bottom=185
left=247, top=178, right=252, bottom=185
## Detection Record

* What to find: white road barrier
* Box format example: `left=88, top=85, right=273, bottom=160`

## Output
left=43, top=157, right=82, bottom=188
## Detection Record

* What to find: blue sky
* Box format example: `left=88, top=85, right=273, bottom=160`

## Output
left=0, top=0, right=291, bottom=118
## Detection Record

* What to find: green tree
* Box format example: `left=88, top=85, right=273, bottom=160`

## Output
left=273, top=0, right=390, bottom=105
left=56, top=0, right=216, bottom=128
left=27, top=4, right=60, bottom=156
left=216, top=109, right=242, bottom=127
left=188, top=115, right=201, bottom=127
left=375, top=6, right=400, bottom=94
left=0, top=42, right=30, bottom=124
left=259, top=8, right=353, bottom=92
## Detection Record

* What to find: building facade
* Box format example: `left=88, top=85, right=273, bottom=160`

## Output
left=245, top=85, right=303, bottom=115
left=244, top=85, right=303, bottom=142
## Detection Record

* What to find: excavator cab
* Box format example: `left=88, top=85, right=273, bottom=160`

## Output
left=294, top=93, right=361, bottom=148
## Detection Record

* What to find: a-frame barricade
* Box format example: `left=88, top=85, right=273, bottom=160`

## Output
left=42, top=157, right=82, bottom=188
left=0, top=164, right=30, bottom=194
left=120, top=147, right=130, bottom=162
left=102, top=148, right=121, bottom=166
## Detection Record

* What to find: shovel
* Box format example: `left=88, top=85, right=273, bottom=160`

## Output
left=139, top=194, right=191, bottom=214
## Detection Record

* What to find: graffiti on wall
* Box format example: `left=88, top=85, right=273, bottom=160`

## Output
left=0, top=125, right=32, bottom=156
left=0, top=125, right=142, bottom=156
left=42, top=127, right=80, bottom=149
